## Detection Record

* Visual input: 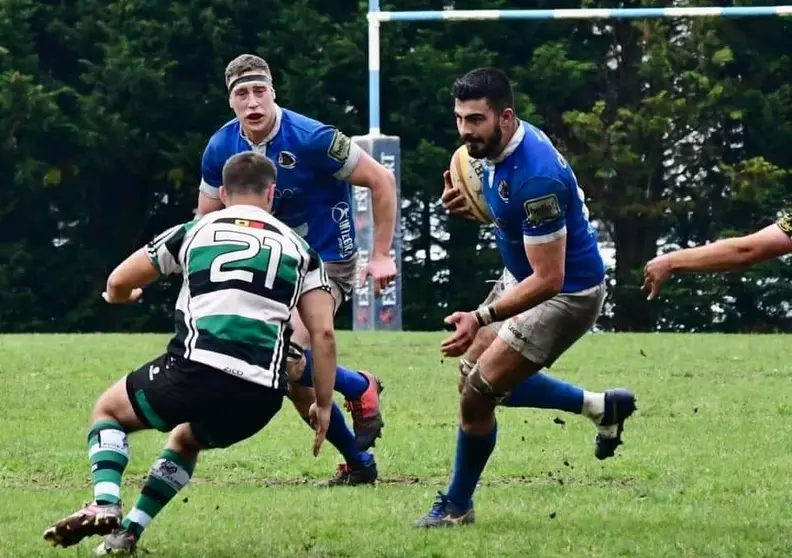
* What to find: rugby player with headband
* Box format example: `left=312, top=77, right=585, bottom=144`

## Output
left=195, top=54, right=398, bottom=488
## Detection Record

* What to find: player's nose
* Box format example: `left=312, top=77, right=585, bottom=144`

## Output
left=459, top=124, right=477, bottom=139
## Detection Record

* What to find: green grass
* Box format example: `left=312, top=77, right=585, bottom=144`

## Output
left=2, top=332, right=792, bottom=557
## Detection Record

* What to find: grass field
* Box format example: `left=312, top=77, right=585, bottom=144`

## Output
left=2, top=332, right=792, bottom=557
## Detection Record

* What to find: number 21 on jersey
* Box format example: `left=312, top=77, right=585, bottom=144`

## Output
left=209, top=229, right=284, bottom=289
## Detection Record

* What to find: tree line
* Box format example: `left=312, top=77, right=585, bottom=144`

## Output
left=2, top=0, right=791, bottom=333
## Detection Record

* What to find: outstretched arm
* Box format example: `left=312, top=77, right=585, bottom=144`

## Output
left=643, top=220, right=792, bottom=299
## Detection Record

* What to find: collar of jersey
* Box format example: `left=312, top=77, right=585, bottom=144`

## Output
left=239, top=104, right=283, bottom=149
left=487, top=120, right=525, bottom=165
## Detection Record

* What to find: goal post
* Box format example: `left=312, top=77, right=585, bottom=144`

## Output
left=350, top=135, right=402, bottom=331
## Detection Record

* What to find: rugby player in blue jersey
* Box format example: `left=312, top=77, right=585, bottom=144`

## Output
left=196, top=54, right=397, bottom=486
left=416, top=68, right=637, bottom=527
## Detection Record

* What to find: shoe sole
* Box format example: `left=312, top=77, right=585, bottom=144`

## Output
left=43, top=513, right=121, bottom=548
left=415, top=513, right=476, bottom=528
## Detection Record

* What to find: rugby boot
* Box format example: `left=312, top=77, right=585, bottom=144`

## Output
left=316, top=459, right=378, bottom=487
left=594, top=388, right=637, bottom=460
left=94, top=528, right=138, bottom=556
left=414, top=492, right=475, bottom=528
left=43, top=501, right=122, bottom=548
left=344, top=371, right=384, bottom=450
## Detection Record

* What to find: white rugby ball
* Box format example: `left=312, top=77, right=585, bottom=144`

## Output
left=448, top=145, right=491, bottom=223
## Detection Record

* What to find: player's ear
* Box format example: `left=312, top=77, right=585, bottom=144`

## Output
left=266, top=182, right=276, bottom=209
left=219, top=186, right=229, bottom=206
left=500, top=107, right=514, bottom=126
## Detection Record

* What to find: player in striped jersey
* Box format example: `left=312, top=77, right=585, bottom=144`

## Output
left=43, top=152, right=337, bottom=556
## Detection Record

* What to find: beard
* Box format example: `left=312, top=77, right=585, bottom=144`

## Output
left=463, top=126, right=503, bottom=159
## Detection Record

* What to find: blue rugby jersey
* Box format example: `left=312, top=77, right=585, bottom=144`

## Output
left=481, top=120, right=605, bottom=293
left=200, top=106, right=362, bottom=262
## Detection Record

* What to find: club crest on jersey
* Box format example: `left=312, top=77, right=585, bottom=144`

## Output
left=523, top=194, right=561, bottom=227
left=277, top=151, right=297, bottom=169
left=497, top=179, right=509, bottom=202
left=328, top=130, right=351, bottom=163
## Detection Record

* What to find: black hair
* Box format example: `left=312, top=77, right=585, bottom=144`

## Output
left=452, top=67, right=515, bottom=113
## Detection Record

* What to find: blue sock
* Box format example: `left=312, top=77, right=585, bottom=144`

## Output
left=321, top=403, right=373, bottom=468
left=504, top=372, right=584, bottom=413
left=298, top=350, right=370, bottom=400
left=335, top=364, right=369, bottom=400
left=446, top=424, right=498, bottom=510
left=298, top=349, right=314, bottom=387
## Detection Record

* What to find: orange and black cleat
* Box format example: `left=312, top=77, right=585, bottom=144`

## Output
left=344, top=371, right=385, bottom=451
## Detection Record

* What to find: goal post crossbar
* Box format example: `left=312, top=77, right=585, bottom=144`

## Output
left=365, top=3, right=792, bottom=135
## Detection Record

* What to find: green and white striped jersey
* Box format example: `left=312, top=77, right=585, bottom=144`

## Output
left=145, top=204, right=331, bottom=391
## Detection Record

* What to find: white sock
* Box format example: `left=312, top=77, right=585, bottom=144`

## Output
left=583, top=391, right=618, bottom=438
left=582, top=391, right=605, bottom=421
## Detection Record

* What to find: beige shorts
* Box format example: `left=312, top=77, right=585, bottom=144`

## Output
left=480, top=268, right=606, bottom=367
left=323, top=253, right=358, bottom=315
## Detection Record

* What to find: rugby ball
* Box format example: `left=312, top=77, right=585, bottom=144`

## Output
left=448, top=145, right=491, bottom=223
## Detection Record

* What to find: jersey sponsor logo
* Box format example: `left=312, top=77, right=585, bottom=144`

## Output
left=497, top=179, right=509, bottom=202
left=331, top=202, right=350, bottom=224
left=777, top=211, right=792, bottom=237
left=328, top=130, right=351, bottom=163
left=332, top=202, right=355, bottom=258
left=277, top=151, right=297, bottom=169
left=153, top=459, right=190, bottom=489
left=98, top=429, right=128, bottom=452
left=523, top=194, right=561, bottom=227
left=274, top=188, right=296, bottom=199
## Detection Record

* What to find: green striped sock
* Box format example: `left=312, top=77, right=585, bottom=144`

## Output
left=121, top=449, right=195, bottom=536
left=88, top=420, right=130, bottom=505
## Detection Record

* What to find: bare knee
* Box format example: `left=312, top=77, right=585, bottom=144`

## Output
left=165, top=424, right=203, bottom=463
left=465, top=326, right=497, bottom=363
left=91, top=377, right=144, bottom=431
left=286, top=355, right=306, bottom=383
left=458, top=327, right=497, bottom=393
left=459, top=365, right=499, bottom=435
left=287, top=382, right=315, bottom=417
left=285, top=342, right=307, bottom=383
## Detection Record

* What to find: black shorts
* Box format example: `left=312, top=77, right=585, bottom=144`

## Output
left=126, top=353, right=284, bottom=449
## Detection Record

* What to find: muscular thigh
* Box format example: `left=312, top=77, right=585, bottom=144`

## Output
left=323, top=254, right=357, bottom=313
left=292, top=254, right=357, bottom=344
left=462, top=268, right=517, bottom=364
